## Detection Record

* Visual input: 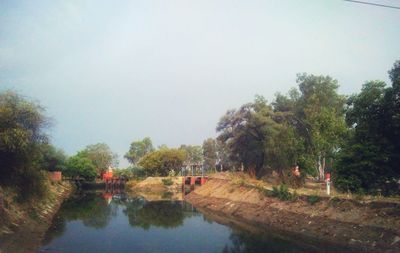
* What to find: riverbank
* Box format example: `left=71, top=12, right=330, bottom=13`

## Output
left=0, top=181, right=74, bottom=253
left=185, top=173, right=400, bottom=252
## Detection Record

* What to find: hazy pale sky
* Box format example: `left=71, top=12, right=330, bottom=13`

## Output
left=1, top=0, right=399, bottom=166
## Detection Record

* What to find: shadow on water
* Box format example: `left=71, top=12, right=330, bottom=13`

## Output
left=40, top=190, right=346, bottom=253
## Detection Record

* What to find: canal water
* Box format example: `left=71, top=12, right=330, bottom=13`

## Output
left=37, top=191, right=327, bottom=253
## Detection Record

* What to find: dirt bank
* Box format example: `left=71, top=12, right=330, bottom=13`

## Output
left=0, top=181, right=74, bottom=253
left=185, top=177, right=400, bottom=253
left=127, top=177, right=183, bottom=201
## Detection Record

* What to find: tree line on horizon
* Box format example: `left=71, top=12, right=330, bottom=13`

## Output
left=124, top=60, right=400, bottom=195
left=1, top=60, right=399, bottom=199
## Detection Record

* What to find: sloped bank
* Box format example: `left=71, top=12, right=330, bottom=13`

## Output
left=0, top=181, right=74, bottom=253
left=185, top=178, right=400, bottom=253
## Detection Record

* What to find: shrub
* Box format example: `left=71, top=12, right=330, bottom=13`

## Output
left=162, top=178, right=173, bottom=186
left=270, top=184, right=297, bottom=201
left=162, top=191, right=173, bottom=199
left=307, top=195, right=321, bottom=205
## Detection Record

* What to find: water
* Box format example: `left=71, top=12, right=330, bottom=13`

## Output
left=37, top=191, right=328, bottom=253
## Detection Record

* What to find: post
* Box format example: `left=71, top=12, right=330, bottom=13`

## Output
left=325, top=172, right=331, bottom=195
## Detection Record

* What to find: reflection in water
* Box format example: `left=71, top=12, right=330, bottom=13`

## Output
left=124, top=200, right=199, bottom=230
left=39, top=191, right=332, bottom=253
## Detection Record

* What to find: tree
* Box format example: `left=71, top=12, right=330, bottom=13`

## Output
left=65, top=154, right=97, bottom=181
left=80, top=143, right=118, bottom=174
left=273, top=74, right=347, bottom=179
left=202, top=138, right=217, bottom=171
left=179, top=145, right=203, bottom=165
left=296, top=74, right=347, bottom=179
left=335, top=61, right=400, bottom=194
left=0, top=90, right=49, bottom=197
left=125, top=137, right=154, bottom=165
left=138, top=148, right=186, bottom=176
left=217, top=96, right=298, bottom=178
left=36, top=144, right=67, bottom=172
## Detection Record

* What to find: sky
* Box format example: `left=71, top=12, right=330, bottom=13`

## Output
left=1, top=0, right=399, bottom=167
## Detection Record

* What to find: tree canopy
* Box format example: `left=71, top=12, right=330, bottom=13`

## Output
left=125, top=137, right=154, bottom=165
left=0, top=91, right=50, bottom=197
left=79, top=143, right=118, bottom=174
left=334, top=61, right=400, bottom=194
left=138, top=148, right=186, bottom=176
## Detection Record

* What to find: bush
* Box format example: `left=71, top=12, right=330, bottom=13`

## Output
left=307, top=195, right=321, bottom=205
left=162, top=178, right=173, bottom=186
left=270, top=184, right=297, bottom=201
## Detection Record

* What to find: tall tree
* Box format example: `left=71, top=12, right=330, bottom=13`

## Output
left=125, top=137, right=154, bottom=165
left=80, top=143, right=118, bottom=174
left=335, top=61, right=400, bottom=194
left=217, top=96, right=298, bottom=178
left=179, top=145, right=203, bottom=165
left=0, top=90, right=49, bottom=197
left=273, top=74, right=347, bottom=179
left=138, top=148, right=186, bottom=176
left=202, top=138, right=217, bottom=171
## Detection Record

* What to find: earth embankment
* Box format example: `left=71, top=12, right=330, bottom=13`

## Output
left=185, top=175, right=400, bottom=252
left=0, top=181, right=74, bottom=253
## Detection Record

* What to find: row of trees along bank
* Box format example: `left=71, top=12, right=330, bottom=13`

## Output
left=125, top=60, right=400, bottom=196
left=1, top=60, right=399, bottom=199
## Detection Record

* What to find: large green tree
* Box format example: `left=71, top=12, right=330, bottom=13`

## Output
left=138, top=148, right=186, bottom=176
left=80, top=143, right=118, bottom=174
left=125, top=137, right=154, bottom=165
left=0, top=90, right=49, bottom=197
left=36, top=143, right=67, bottom=172
left=335, top=61, right=400, bottom=194
left=217, top=96, right=300, bottom=178
left=65, top=154, right=97, bottom=181
left=273, top=74, right=347, bottom=178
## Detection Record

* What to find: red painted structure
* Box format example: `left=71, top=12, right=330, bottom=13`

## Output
left=325, top=172, right=331, bottom=182
left=102, top=171, right=113, bottom=180
left=183, top=176, right=208, bottom=186
left=48, top=171, right=62, bottom=181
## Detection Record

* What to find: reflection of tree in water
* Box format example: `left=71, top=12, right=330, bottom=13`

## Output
left=222, top=229, right=312, bottom=253
left=42, top=215, right=67, bottom=245
left=124, top=201, right=185, bottom=230
left=62, top=192, right=116, bottom=229
left=43, top=192, right=116, bottom=245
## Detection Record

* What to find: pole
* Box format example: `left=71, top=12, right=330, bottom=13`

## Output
left=327, top=181, right=331, bottom=195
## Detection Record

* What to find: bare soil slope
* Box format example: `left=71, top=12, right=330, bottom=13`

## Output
left=186, top=176, right=400, bottom=252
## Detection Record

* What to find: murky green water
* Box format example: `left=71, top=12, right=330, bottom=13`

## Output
left=37, top=191, right=332, bottom=253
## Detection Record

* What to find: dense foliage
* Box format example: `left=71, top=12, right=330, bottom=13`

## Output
left=125, top=137, right=154, bottom=165
left=64, top=154, right=97, bottom=181
left=334, top=61, right=400, bottom=195
left=214, top=64, right=400, bottom=195
left=0, top=91, right=50, bottom=198
left=138, top=148, right=186, bottom=176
